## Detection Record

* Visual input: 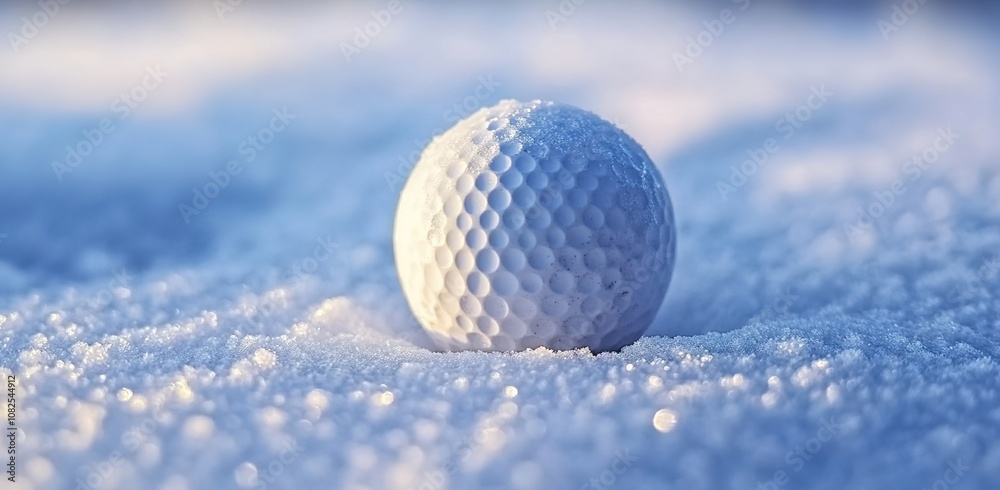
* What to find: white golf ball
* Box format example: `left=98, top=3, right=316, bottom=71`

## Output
left=394, top=100, right=675, bottom=352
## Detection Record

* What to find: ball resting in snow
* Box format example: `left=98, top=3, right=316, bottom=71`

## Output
left=394, top=99, right=676, bottom=352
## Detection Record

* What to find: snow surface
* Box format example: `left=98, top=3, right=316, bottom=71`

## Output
left=2, top=2, right=1000, bottom=489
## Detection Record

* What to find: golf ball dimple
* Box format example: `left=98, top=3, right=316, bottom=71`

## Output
left=394, top=99, right=676, bottom=352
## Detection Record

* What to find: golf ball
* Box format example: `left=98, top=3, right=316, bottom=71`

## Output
left=394, top=99, right=675, bottom=352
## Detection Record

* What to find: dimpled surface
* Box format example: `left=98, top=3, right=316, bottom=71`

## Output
left=394, top=100, right=675, bottom=352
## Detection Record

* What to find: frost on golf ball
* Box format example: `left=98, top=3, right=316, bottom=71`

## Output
left=394, top=99, right=676, bottom=352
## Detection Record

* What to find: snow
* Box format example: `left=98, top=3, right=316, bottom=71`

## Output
left=1, top=2, right=999, bottom=489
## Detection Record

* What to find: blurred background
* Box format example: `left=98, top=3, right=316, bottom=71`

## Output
left=2, top=1, right=1000, bottom=489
